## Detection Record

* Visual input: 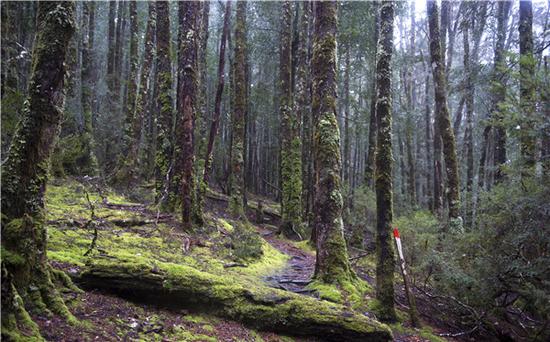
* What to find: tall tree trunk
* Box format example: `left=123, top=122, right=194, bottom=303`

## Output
left=374, top=1, right=397, bottom=322
left=297, top=1, right=313, bottom=226
left=343, top=45, right=351, bottom=190
left=492, top=1, right=512, bottom=183
left=427, top=0, right=462, bottom=229
left=177, top=1, right=200, bottom=229
left=280, top=1, right=303, bottom=238
left=364, top=2, right=379, bottom=189
left=154, top=0, right=174, bottom=207
left=1, top=3, right=76, bottom=339
left=519, top=0, right=536, bottom=170
left=229, top=1, right=247, bottom=218
left=311, top=0, right=355, bottom=284
left=112, top=0, right=138, bottom=186
left=80, top=1, right=98, bottom=175
left=204, top=1, right=231, bottom=185
left=424, top=72, right=433, bottom=210
left=462, top=14, right=474, bottom=229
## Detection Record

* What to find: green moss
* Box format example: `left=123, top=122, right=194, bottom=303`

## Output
left=306, top=281, right=343, bottom=303
left=237, top=241, right=288, bottom=278
left=172, top=325, right=217, bottom=342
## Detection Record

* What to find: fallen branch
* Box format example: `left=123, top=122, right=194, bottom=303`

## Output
left=83, top=190, right=98, bottom=256
left=77, top=256, right=392, bottom=341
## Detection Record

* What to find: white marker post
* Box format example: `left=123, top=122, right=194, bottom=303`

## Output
left=393, top=227, right=420, bottom=327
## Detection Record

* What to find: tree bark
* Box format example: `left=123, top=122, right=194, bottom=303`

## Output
left=427, top=0, right=462, bottom=229
left=462, top=14, right=474, bottom=229
left=519, top=0, right=536, bottom=170
left=280, top=1, right=303, bottom=238
left=364, top=2, right=379, bottom=189
left=297, top=1, right=313, bottom=226
left=311, top=0, right=355, bottom=284
left=177, top=1, right=200, bottom=229
left=154, top=0, right=175, bottom=208
left=229, top=1, right=248, bottom=218
left=374, top=0, right=397, bottom=323
left=1, top=2, right=76, bottom=339
left=204, top=1, right=231, bottom=185
left=80, top=1, right=98, bottom=175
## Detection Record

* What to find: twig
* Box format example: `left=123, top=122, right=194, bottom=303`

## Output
left=83, top=190, right=98, bottom=256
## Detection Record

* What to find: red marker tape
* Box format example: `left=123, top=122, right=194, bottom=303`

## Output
left=393, top=227, right=400, bottom=238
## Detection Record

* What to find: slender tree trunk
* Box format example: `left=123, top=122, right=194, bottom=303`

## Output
left=343, top=46, right=351, bottom=190
left=154, top=0, right=174, bottom=207
left=204, top=1, right=231, bottom=185
left=80, top=1, right=98, bottom=175
left=312, top=0, right=356, bottom=285
left=280, top=1, right=303, bottom=238
left=364, top=2, right=379, bottom=189
left=462, top=15, right=474, bottom=229
left=177, top=1, right=200, bottom=229
left=229, top=1, right=247, bottom=218
left=424, top=73, right=433, bottom=211
left=374, top=1, right=397, bottom=322
left=1, top=3, right=76, bottom=339
left=427, top=0, right=462, bottom=229
left=519, top=0, right=536, bottom=170
left=492, top=1, right=512, bottom=183
left=297, top=1, right=312, bottom=225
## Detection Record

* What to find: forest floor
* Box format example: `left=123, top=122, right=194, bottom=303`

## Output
left=39, top=178, right=458, bottom=342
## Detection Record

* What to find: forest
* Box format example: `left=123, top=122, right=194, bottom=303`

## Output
left=1, top=0, right=549, bottom=341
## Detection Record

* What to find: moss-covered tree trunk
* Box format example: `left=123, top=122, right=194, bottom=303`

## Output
left=427, top=0, right=462, bottom=229
left=229, top=1, right=247, bottom=218
left=373, top=1, right=397, bottom=323
left=311, top=0, right=355, bottom=284
left=176, top=1, right=200, bottom=229
left=203, top=1, right=231, bottom=186
left=519, top=0, right=536, bottom=170
left=80, top=1, right=98, bottom=176
left=280, top=1, right=303, bottom=239
left=154, top=0, right=174, bottom=208
left=364, top=2, right=379, bottom=189
left=1, top=2, right=76, bottom=339
left=112, top=0, right=139, bottom=187
left=492, top=1, right=512, bottom=183
left=462, top=15, right=474, bottom=229
left=130, top=1, right=156, bottom=177
left=297, top=1, right=313, bottom=227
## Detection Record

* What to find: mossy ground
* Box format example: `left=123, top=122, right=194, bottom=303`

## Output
left=38, top=179, right=450, bottom=341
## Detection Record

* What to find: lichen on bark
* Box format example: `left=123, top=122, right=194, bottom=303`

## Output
left=229, top=1, right=248, bottom=219
left=311, top=1, right=356, bottom=287
left=279, top=1, right=303, bottom=239
left=1, top=2, right=77, bottom=339
left=374, top=1, right=397, bottom=323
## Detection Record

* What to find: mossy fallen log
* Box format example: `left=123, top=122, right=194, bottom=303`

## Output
left=77, top=256, right=392, bottom=341
left=206, top=189, right=281, bottom=220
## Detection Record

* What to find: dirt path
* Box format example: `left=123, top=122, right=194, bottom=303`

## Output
left=258, top=226, right=316, bottom=295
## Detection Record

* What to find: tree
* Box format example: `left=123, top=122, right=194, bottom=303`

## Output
left=519, top=0, right=536, bottom=170
left=155, top=0, right=175, bottom=207
left=311, top=0, right=355, bottom=284
left=1, top=2, right=76, bottom=339
left=80, top=0, right=98, bottom=175
left=364, top=2, right=379, bottom=189
left=374, top=0, right=397, bottom=323
left=229, top=1, right=247, bottom=218
left=177, top=0, right=201, bottom=229
left=297, top=1, right=313, bottom=225
left=427, top=0, right=462, bottom=229
left=204, top=1, right=231, bottom=185
left=280, top=1, right=303, bottom=238
left=112, top=0, right=139, bottom=186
